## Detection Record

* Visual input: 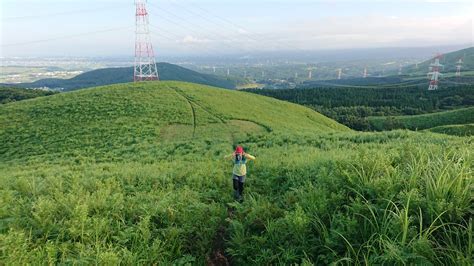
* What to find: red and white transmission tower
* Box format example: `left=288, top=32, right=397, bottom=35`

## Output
left=455, top=58, right=463, bottom=77
left=428, top=54, right=443, bottom=90
left=134, top=0, right=159, bottom=82
left=307, top=67, right=315, bottom=80
left=337, top=68, right=342, bottom=79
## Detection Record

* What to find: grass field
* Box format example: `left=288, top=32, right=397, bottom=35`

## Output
left=0, top=81, right=472, bottom=264
left=368, top=107, right=474, bottom=131
left=428, top=123, right=474, bottom=136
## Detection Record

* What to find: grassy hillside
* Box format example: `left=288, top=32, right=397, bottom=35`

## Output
left=7, top=63, right=239, bottom=91
left=0, top=81, right=472, bottom=265
left=0, top=87, right=58, bottom=104
left=428, top=123, right=474, bottom=136
left=402, top=47, right=474, bottom=76
left=0, top=81, right=347, bottom=163
left=368, top=107, right=474, bottom=131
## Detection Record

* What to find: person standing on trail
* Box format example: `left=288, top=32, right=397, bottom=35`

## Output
left=225, top=146, right=256, bottom=202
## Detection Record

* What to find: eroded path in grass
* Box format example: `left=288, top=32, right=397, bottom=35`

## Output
left=172, top=87, right=197, bottom=137
left=170, top=87, right=270, bottom=145
left=207, top=206, right=236, bottom=266
left=171, top=86, right=232, bottom=144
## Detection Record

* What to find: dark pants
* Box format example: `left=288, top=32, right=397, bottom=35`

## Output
left=232, top=174, right=245, bottom=201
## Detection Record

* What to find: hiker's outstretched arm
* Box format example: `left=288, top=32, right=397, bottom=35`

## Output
left=245, top=153, right=256, bottom=160
left=224, top=153, right=234, bottom=160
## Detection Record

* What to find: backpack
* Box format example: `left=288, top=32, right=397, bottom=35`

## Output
left=234, top=154, right=247, bottom=165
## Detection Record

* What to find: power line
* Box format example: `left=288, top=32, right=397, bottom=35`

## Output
left=149, top=4, right=227, bottom=40
left=1, top=26, right=133, bottom=47
left=149, top=28, right=225, bottom=58
left=147, top=4, right=255, bottom=53
left=151, top=13, right=236, bottom=56
left=2, top=6, right=129, bottom=21
left=149, top=30, right=178, bottom=42
left=185, top=2, right=307, bottom=52
left=149, top=24, right=182, bottom=40
left=165, top=1, right=262, bottom=45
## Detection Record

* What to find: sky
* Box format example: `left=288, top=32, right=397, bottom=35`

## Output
left=0, top=0, right=473, bottom=57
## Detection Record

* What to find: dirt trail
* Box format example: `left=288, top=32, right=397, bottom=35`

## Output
left=207, top=207, right=235, bottom=266
left=172, top=87, right=197, bottom=137
left=172, top=87, right=238, bottom=144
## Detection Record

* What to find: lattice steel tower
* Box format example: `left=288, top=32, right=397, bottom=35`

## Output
left=428, top=54, right=443, bottom=90
left=455, top=58, right=463, bottom=77
left=134, top=0, right=159, bottom=82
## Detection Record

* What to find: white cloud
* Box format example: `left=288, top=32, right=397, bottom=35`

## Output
left=237, top=28, right=248, bottom=34
left=180, top=35, right=211, bottom=44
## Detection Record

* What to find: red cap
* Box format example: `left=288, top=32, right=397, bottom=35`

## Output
left=235, top=146, right=244, bottom=154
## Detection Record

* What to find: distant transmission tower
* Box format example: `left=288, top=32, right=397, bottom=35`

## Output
left=308, top=70, right=312, bottom=79
left=363, top=67, right=367, bottom=78
left=455, top=58, right=463, bottom=77
left=337, top=68, right=342, bottom=80
left=398, top=63, right=402, bottom=75
left=134, top=0, right=159, bottom=82
left=428, top=54, right=443, bottom=90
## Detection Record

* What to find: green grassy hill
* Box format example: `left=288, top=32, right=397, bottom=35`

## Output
left=368, top=107, right=474, bottom=131
left=427, top=123, right=474, bottom=136
left=0, top=81, right=471, bottom=265
left=0, top=81, right=347, bottom=163
left=403, top=47, right=474, bottom=76
left=5, top=63, right=239, bottom=91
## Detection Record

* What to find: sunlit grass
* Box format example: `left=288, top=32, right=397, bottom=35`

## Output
left=0, top=82, right=472, bottom=264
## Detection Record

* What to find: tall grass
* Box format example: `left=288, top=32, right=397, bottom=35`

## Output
left=0, top=82, right=472, bottom=264
left=225, top=131, right=472, bottom=264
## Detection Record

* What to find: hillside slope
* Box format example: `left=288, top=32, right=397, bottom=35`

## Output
left=368, top=107, right=474, bottom=131
left=6, top=63, right=238, bottom=91
left=403, top=46, right=474, bottom=75
left=428, top=123, right=474, bottom=136
left=0, top=81, right=348, bottom=162
left=0, top=82, right=471, bottom=265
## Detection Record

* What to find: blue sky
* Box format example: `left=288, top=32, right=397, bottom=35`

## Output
left=1, top=0, right=472, bottom=57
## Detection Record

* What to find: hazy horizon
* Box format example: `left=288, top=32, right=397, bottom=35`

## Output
left=1, top=0, right=473, bottom=58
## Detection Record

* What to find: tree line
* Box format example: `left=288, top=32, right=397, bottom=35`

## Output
left=0, top=87, right=58, bottom=104
left=247, top=85, right=474, bottom=130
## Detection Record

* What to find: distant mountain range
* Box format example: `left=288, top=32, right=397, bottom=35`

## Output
left=300, top=75, right=474, bottom=89
left=298, top=47, right=474, bottom=88
left=400, top=47, right=474, bottom=76
left=3, top=63, right=238, bottom=91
